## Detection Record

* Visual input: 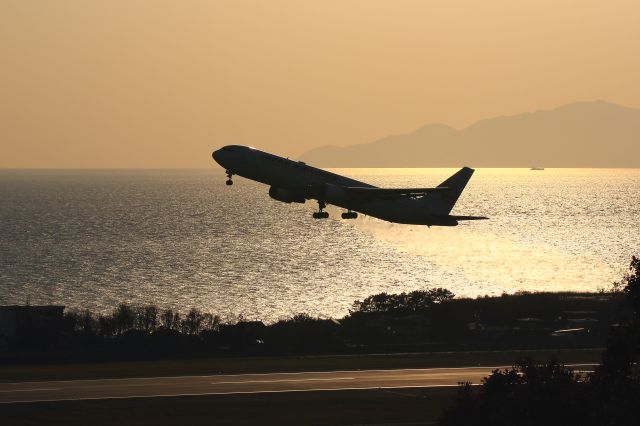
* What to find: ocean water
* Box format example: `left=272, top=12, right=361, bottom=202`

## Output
left=1, top=168, right=638, bottom=322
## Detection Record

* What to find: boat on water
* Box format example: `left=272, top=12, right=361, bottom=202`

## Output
left=530, top=167, right=545, bottom=171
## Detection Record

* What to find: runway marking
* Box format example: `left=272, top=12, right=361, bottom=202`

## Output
left=1, top=364, right=596, bottom=385
left=408, top=372, right=488, bottom=376
left=377, top=389, right=422, bottom=398
left=211, top=377, right=355, bottom=385
left=0, top=383, right=480, bottom=404
left=0, top=388, right=61, bottom=393
left=0, top=363, right=597, bottom=405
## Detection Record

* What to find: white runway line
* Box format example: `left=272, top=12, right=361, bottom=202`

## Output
left=0, top=384, right=476, bottom=405
left=211, top=377, right=355, bottom=385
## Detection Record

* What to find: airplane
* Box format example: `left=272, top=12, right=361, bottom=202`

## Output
left=212, top=145, right=487, bottom=226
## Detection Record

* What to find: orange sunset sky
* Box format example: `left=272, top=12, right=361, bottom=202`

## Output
left=1, top=0, right=639, bottom=168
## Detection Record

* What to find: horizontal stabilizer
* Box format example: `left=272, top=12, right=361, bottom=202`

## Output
left=449, top=215, right=489, bottom=221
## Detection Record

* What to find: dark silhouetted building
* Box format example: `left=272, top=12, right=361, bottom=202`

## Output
left=0, top=305, right=65, bottom=345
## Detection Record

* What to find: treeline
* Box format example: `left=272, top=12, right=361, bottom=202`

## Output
left=1, top=286, right=625, bottom=363
left=351, top=288, right=454, bottom=313
left=440, top=256, right=640, bottom=426
left=65, top=305, right=221, bottom=337
left=61, top=288, right=455, bottom=338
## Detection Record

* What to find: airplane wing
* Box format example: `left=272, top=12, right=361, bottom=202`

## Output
left=343, top=186, right=450, bottom=200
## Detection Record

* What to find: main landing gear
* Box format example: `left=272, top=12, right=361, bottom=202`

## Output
left=341, top=210, right=358, bottom=219
left=312, top=200, right=329, bottom=219
left=225, top=171, right=233, bottom=186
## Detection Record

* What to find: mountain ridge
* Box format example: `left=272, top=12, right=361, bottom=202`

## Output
left=299, top=101, right=640, bottom=167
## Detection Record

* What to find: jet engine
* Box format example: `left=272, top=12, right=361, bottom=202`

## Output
left=268, top=186, right=306, bottom=204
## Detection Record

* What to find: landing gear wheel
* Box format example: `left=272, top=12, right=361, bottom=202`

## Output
left=226, top=179, right=233, bottom=186
left=341, top=211, right=358, bottom=219
left=225, top=171, right=233, bottom=186
left=313, top=200, right=329, bottom=219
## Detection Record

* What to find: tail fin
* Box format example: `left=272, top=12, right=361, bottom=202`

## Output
left=420, top=167, right=474, bottom=215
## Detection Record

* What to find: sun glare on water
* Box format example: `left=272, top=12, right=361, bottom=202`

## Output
left=338, top=168, right=637, bottom=297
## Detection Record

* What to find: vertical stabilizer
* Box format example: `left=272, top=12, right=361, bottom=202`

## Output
left=420, top=167, right=474, bottom=215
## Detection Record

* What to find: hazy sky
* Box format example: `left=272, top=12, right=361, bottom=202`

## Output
left=2, top=1, right=639, bottom=168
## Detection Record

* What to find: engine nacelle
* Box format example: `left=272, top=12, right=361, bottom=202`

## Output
left=269, top=186, right=306, bottom=204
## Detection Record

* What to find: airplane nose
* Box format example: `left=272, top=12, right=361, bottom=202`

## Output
left=212, top=149, right=222, bottom=164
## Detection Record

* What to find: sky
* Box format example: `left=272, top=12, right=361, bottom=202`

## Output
left=1, top=0, right=639, bottom=168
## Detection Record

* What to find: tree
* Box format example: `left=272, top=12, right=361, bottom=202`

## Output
left=135, top=305, right=158, bottom=333
left=182, top=308, right=204, bottom=335
left=200, top=313, right=220, bottom=332
left=351, top=288, right=455, bottom=313
left=98, top=315, right=116, bottom=337
left=113, top=304, right=135, bottom=334
left=623, top=256, right=640, bottom=316
left=78, top=310, right=97, bottom=335
left=589, top=256, right=640, bottom=424
left=440, top=359, right=589, bottom=426
left=160, top=309, right=180, bottom=331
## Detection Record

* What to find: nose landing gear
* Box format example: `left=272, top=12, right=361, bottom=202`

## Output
left=225, top=171, right=233, bottom=186
left=312, top=200, right=329, bottom=219
left=341, top=210, right=358, bottom=219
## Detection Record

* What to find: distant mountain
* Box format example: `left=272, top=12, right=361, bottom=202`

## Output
left=299, top=101, right=640, bottom=167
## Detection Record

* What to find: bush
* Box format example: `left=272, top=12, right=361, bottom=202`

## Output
left=441, top=256, right=640, bottom=426
left=440, top=359, right=591, bottom=426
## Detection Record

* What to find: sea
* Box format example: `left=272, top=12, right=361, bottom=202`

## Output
left=1, top=168, right=638, bottom=322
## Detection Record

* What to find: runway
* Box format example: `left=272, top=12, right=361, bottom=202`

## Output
left=0, top=366, right=496, bottom=404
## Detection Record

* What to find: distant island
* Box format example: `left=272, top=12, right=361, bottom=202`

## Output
left=299, top=100, right=640, bottom=167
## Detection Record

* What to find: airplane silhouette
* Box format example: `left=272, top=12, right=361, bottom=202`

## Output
left=212, top=145, right=487, bottom=226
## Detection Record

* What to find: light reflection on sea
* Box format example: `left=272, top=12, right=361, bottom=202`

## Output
left=0, top=168, right=638, bottom=322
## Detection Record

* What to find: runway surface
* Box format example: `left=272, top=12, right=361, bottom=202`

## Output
left=0, top=366, right=497, bottom=404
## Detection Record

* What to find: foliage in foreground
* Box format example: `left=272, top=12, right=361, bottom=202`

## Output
left=440, top=256, right=640, bottom=426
